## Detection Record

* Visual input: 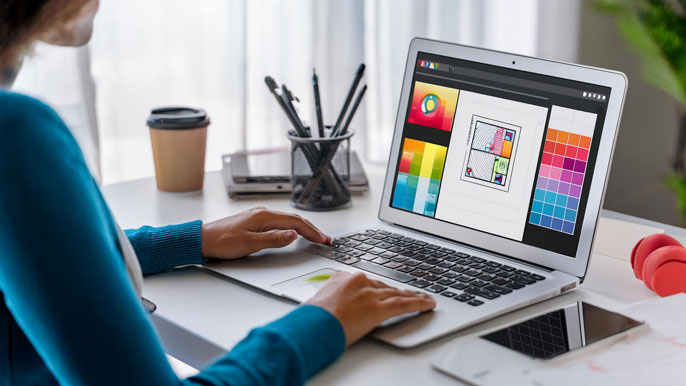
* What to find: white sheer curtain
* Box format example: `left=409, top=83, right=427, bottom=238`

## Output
left=15, top=0, right=581, bottom=184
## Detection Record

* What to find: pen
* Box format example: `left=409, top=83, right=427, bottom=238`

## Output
left=265, top=76, right=306, bottom=137
left=336, top=84, right=367, bottom=137
left=313, top=68, right=325, bottom=138
left=331, top=63, right=365, bottom=137
left=282, top=84, right=310, bottom=138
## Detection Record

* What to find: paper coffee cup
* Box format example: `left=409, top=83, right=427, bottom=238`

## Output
left=147, top=107, right=210, bottom=192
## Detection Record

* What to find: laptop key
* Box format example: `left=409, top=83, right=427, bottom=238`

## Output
left=350, top=234, right=369, bottom=241
left=530, top=273, right=546, bottom=281
left=368, top=248, right=385, bottom=255
left=351, top=260, right=415, bottom=283
left=345, top=240, right=361, bottom=247
left=506, top=281, right=525, bottom=290
left=429, top=267, right=447, bottom=275
left=515, top=270, right=531, bottom=276
left=337, top=246, right=353, bottom=253
left=442, top=255, right=458, bottom=262
left=409, top=279, right=430, bottom=288
left=427, top=284, right=446, bottom=293
left=439, top=247, right=456, bottom=254
left=485, top=261, right=502, bottom=268
left=450, top=282, right=469, bottom=290
left=337, top=256, right=360, bottom=265
left=429, top=252, right=447, bottom=258
left=389, top=233, right=404, bottom=239
left=496, top=271, right=514, bottom=278
left=377, top=230, right=391, bottom=235
left=468, top=299, right=484, bottom=307
left=469, top=256, right=486, bottom=263
left=454, top=293, right=474, bottom=302
left=512, top=275, right=536, bottom=285
left=450, top=265, right=468, bottom=273
left=443, top=271, right=458, bottom=279
left=384, top=261, right=403, bottom=269
left=455, top=252, right=470, bottom=258
left=441, top=291, right=457, bottom=298
left=456, top=275, right=474, bottom=283
left=424, top=257, right=442, bottom=265
left=365, top=239, right=381, bottom=246
left=491, top=278, right=510, bottom=286
left=410, top=269, right=428, bottom=277
left=389, top=246, right=404, bottom=253
left=464, top=269, right=482, bottom=277
left=413, top=254, right=429, bottom=261
left=404, top=259, right=421, bottom=266
left=469, top=263, right=486, bottom=269
left=425, top=273, right=442, bottom=281
left=377, top=242, right=393, bottom=249
left=486, top=284, right=513, bottom=295
left=426, top=244, right=441, bottom=250
left=477, top=273, right=496, bottom=281
left=500, top=265, right=516, bottom=272
left=400, top=249, right=418, bottom=257
left=355, top=244, right=373, bottom=251
left=397, top=265, right=414, bottom=273
left=380, top=251, right=397, bottom=259
left=357, top=253, right=374, bottom=261
left=371, top=234, right=387, bottom=240
left=392, top=255, right=409, bottom=263
left=437, top=278, right=455, bottom=286
left=465, top=286, right=500, bottom=300
left=372, top=257, right=390, bottom=265
left=418, top=263, right=433, bottom=270
left=471, top=279, right=488, bottom=288
left=438, top=261, right=455, bottom=269
left=482, top=266, right=499, bottom=274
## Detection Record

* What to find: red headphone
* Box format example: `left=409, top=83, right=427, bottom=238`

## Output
left=631, top=233, right=686, bottom=297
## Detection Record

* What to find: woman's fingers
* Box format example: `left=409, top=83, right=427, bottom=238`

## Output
left=250, top=229, right=299, bottom=250
left=256, top=210, right=330, bottom=244
left=379, top=293, right=436, bottom=318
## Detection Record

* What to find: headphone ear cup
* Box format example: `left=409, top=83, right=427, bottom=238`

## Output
left=642, top=246, right=686, bottom=296
left=631, top=234, right=683, bottom=280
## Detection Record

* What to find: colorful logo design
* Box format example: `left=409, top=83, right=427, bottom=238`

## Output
left=408, top=81, right=459, bottom=132
left=392, top=138, right=447, bottom=217
left=461, top=116, right=521, bottom=192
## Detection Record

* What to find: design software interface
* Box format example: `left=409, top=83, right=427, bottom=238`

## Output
left=391, top=53, right=611, bottom=257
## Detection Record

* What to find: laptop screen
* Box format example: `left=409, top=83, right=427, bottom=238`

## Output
left=389, top=52, right=612, bottom=258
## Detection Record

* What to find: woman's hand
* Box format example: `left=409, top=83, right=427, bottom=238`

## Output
left=306, top=271, right=436, bottom=346
left=201, top=206, right=331, bottom=259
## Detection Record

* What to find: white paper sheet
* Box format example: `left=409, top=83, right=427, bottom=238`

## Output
left=592, top=217, right=664, bottom=262
left=525, top=294, right=686, bottom=385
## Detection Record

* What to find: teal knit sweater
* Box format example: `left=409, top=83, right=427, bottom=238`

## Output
left=0, top=91, right=345, bottom=385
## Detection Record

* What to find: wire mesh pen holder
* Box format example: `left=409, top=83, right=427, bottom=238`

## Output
left=288, top=130, right=353, bottom=211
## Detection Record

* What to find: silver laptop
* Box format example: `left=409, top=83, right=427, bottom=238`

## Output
left=205, top=38, right=627, bottom=348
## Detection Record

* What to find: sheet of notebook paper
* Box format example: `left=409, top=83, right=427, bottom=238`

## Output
left=524, top=294, right=686, bottom=385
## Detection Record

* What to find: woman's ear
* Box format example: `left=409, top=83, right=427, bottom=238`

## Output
left=40, top=0, right=99, bottom=47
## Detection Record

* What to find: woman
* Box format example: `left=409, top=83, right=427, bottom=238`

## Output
left=0, top=1, right=436, bottom=385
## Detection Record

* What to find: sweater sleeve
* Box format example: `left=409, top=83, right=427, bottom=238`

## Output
left=125, top=221, right=204, bottom=276
left=0, top=92, right=346, bottom=386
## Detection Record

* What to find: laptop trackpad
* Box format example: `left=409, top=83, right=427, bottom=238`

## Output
left=273, top=268, right=421, bottom=327
left=272, top=268, right=338, bottom=302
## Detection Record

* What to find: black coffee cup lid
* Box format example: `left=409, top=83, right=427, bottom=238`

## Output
left=147, top=107, right=210, bottom=130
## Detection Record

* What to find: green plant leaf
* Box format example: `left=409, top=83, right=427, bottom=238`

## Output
left=616, top=12, right=686, bottom=103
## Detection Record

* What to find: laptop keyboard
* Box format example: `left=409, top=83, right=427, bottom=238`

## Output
left=305, top=229, right=545, bottom=307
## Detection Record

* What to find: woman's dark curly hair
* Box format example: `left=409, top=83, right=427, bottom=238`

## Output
left=0, top=0, right=89, bottom=65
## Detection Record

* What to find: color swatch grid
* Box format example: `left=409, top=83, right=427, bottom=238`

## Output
left=392, top=138, right=447, bottom=217
left=529, top=127, right=593, bottom=234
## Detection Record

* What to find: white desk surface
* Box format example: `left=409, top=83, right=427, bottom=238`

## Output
left=103, top=165, right=684, bottom=385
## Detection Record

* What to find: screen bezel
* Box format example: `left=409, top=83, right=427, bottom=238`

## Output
left=378, top=38, right=627, bottom=279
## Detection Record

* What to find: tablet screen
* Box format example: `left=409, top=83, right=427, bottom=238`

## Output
left=481, top=302, right=642, bottom=359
